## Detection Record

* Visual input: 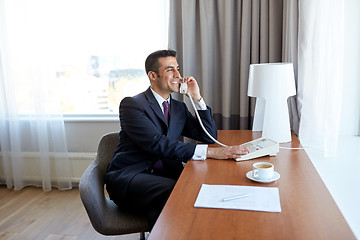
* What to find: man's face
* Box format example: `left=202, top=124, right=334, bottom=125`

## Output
left=150, top=56, right=181, bottom=99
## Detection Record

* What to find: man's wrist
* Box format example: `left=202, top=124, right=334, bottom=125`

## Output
left=206, top=147, right=215, bottom=159
left=194, top=98, right=207, bottom=110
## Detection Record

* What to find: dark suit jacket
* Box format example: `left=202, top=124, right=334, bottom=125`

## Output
left=105, top=87, right=217, bottom=202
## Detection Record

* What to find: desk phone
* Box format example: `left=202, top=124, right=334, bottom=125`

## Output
left=235, top=138, right=279, bottom=161
left=180, top=80, right=279, bottom=160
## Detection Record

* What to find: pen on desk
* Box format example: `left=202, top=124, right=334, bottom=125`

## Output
left=222, top=193, right=252, bottom=202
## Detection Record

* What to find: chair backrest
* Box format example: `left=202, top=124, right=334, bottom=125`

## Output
left=79, top=132, right=149, bottom=235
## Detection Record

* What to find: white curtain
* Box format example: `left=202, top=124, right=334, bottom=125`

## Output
left=0, top=0, right=72, bottom=190
left=297, top=0, right=344, bottom=157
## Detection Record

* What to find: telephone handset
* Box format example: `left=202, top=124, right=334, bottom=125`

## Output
left=179, top=81, right=188, bottom=94
left=180, top=78, right=279, bottom=161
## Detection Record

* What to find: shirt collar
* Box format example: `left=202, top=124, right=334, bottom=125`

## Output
left=150, top=87, right=171, bottom=108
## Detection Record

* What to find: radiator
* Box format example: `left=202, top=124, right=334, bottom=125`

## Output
left=0, top=152, right=96, bottom=184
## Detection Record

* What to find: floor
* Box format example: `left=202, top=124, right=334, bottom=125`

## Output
left=0, top=186, right=146, bottom=240
left=306, top=135, right=360, bottom=239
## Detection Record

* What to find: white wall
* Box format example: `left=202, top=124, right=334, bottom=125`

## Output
left=65, top=119, right=119, bottom=153
left=340, top=0, right=360, bottom=136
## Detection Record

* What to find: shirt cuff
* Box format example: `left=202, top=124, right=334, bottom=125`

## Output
left=193, top=98, right=207, bottom=110
left=192, top=144, right=208, bottom=160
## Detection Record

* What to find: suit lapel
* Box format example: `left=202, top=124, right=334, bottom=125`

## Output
left=167, top=97, right=186, bottom=137
left=144, top=88, right=168, bottom=126
left=143, top=88, right=186, bottom=138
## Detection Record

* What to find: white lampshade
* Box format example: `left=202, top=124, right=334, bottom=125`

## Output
left=248, top=63, right=296, bottom=143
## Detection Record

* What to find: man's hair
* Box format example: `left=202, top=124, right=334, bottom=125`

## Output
left=145, top=49, right=177, bottom=75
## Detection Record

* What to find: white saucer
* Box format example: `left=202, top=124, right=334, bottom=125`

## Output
left=246, top=170, right=280, bottom=183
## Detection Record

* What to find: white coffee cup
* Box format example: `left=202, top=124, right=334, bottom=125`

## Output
left=253, top=162, right=274, bottom=180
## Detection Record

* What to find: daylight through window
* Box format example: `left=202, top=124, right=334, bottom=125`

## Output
left=3, top=0, right=169, bottom=114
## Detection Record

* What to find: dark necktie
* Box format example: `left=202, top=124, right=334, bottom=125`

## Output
left=163, top=101, right=169, bottom=124
left=152, top=101, right=170, bottom=174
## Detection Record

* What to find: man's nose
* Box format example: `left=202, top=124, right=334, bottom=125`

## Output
left=174, top=69, right=181, bottom=78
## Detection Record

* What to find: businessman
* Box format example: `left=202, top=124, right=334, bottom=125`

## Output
left=105, top=50, right=249, bottom=229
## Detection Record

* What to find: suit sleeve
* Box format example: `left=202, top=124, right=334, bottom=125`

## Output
left=181, top=106, right=218, bottom=144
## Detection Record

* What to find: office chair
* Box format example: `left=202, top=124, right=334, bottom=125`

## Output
left=79, top=132, right=149, bottom=240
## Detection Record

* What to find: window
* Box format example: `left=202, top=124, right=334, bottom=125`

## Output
left=2, top=0, right=169, bottom=114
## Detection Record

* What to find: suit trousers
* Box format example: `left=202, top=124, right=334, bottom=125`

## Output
left=122, top=170, right=178, bottom=230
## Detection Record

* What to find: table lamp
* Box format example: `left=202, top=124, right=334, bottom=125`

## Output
left=248, top=63, right=296, bottom=143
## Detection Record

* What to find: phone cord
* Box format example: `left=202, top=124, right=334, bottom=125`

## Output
left=187, top=93, right=228, bottom=147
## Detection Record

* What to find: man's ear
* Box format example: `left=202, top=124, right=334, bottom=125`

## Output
left=148, top=71, right=157, bottom=81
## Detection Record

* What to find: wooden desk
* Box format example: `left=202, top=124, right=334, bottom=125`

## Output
left=149, top=130, right=355, bottom=240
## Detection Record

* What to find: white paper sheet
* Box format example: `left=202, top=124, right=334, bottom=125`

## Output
left=194, top=184, right=281, bottom=212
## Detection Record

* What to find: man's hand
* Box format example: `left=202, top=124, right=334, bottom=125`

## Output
left=181, top=76, right=202, bottom=101
left=207, top=145, right=250, bottom=160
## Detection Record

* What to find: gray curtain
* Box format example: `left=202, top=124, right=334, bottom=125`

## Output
left=169, top=0, right=294, bottom=130
left=283, top=0, right=300, bottom=135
